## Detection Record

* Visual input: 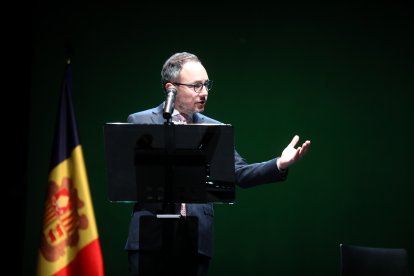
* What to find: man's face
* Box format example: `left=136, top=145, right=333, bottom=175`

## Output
left=173, top=61, right=209, bottom=115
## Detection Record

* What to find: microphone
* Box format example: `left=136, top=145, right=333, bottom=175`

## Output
left=163, top=87, right=177, bottom=119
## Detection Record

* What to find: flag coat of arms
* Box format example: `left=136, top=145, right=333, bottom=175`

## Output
left=37, top=61, right=104, bottom=276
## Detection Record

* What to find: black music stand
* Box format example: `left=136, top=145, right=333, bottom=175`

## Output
left=103, top=122, right=236, bottom=275
left=103, top=123, right=236, bottom=207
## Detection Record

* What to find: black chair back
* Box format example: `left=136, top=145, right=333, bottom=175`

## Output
left=340, top=243, right=410, bottom=276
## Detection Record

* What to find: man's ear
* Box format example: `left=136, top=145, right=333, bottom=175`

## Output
left=164, top=82, right=174, bottom=92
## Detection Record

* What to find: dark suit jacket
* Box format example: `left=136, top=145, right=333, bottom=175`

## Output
left=124, top=103, right=288, bottom=257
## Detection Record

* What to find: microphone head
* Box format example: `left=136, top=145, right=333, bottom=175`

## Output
left=163, top=86, right=177, bottom=120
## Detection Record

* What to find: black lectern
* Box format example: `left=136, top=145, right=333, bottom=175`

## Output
left=103, top=123, right=236, bottom=205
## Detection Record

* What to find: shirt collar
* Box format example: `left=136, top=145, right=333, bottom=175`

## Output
left=172, top=109, right=193, bottom=123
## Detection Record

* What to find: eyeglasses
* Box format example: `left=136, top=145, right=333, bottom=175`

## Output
left=173, top=80, right=213, bottom=93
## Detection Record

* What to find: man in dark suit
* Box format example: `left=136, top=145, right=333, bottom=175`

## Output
left=125, top=52, right=311, bottom=276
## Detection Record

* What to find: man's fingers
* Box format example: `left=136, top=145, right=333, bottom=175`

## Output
left=289, top=135, right=300, bottom=147
left=300, top=141, right=310, bottom=156
left=294, top=147, right=302, bottom=160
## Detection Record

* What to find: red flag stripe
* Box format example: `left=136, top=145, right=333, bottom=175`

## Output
left=54, top=239, right=104, bottom=276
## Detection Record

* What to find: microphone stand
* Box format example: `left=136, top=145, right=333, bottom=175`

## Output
left=160, top=86, right=177, bottom=218
left=155, top=111, right=201, bottom=274
left=151, top=112, right=181, bottom=272
left=159, top=114, right=179, bottom=218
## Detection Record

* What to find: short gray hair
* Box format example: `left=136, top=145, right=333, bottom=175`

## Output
left=160, top=52, right=200, bottom=90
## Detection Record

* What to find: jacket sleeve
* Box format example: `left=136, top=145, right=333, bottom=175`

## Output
left=234, top=149, right=288, bottom=188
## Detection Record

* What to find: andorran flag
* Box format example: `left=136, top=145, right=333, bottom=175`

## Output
left=37, top=61, right=105, bottom=276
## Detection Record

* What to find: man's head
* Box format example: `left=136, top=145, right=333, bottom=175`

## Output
left=161, top=52, right=212, bottom=115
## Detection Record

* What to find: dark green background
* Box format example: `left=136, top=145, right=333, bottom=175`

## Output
left=16, top=2, right=414, bottom=275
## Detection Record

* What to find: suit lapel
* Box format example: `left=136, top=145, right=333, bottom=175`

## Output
left=150, top=104, right=166, bottom=124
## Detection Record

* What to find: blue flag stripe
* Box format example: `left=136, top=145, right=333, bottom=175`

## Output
left=50, top=63, right=80, bottom=170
